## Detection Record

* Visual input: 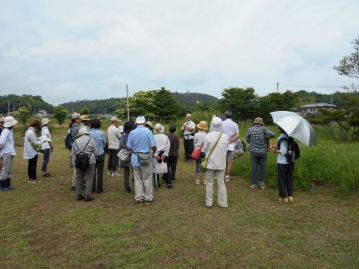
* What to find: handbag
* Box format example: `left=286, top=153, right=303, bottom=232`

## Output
left=201, top=133, right=223, bottom=170
left=136, top=152, right=152, bottom=165
left=156, top=161, right=168, bottom=174
left=191, top=145, right=203, bottom=160
left=117, top=148, right=130, bottom=162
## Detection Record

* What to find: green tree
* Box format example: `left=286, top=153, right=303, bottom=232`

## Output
left=79, top=107, right=90, bottom=115
left=334, top=36, right=359, bottom=79
left=54, top=106, right=68, bottom=127
left=218, top=87, right=257, bottom=120
left=17, top=106, right=31, bottom=126
left=152, top=88, right=181, bottom=122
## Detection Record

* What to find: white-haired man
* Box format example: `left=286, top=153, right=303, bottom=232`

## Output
left=181, top=113, right=195, bottom=162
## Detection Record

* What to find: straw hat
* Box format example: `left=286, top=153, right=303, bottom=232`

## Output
left=111, top=116, right=119, bottom=122
left=253, top=117, right=264, bottom=125
left=154, top=123, right=164, bottom=134
left=41, top=118, right=50, bottom=126
left=3, top=116, right=18, bottom=128
left=135, top=116, right=146, bottom=124
left=146, top=121, right=154, bottom=129
left=196, top=121, right=208, bottom=131
left=80, top=114, right=90, bottom=121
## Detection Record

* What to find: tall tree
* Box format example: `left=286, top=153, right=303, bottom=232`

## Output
left=54, top=106, right=68, bottom=127
left=17, top=106, right=31, bottom=126
left=334, top=36, right=359, bottom=79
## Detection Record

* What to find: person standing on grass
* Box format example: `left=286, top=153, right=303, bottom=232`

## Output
left=181, top=113, right=195, bottom=162
left=72, top=126, right=99, bottom=202
left=0, top=116, right=18, bottom=191
left=119, top=121, right=136, bottom=193
left=246, top=117, right=275, bottom=190
left=127, top=116, right=156, bottom=205
left=40, top=118, right=53, bottom=177
left=167, top=124, right=179, bottom=184
left=90, top=118, right=106, bottom=193
left=202, top=117, right=228, bottom=208
left=154, top=123, right=171, bottom=189
left=193, top=121, right=208, bottom=185
left=70, top=112, right=82, bottom=190
left=0, top=117, right=5, bottom=172
left=24, top=120, right=42, bottom=184
left=274, top=126, right=295, bottom=203
left=221, top=111, right=239, bottom=182
left=107, top=117, right=121, bottom=177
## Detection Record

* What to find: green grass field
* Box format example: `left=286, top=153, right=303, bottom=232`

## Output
left=1, top=127, right=359, bottom=269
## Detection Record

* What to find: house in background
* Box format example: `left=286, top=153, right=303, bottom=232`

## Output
left=35, top=109, right=48, bottom=117
left=299, top=103, right=336, bottom=115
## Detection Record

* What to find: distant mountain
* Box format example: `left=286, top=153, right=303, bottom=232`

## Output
left=0, top=94, right=53, bottom=114
left=59, top=92, right=219, bottom=114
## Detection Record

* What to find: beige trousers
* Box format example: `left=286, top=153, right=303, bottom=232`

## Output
left=205, top=169, right=228, bottom=208
left=133, top=163, right=154, bottom=202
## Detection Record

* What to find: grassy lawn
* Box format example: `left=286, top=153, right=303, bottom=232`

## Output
left=1, top=127, right=358, bottom=269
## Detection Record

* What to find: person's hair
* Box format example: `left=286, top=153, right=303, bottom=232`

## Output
left=30, top=120, right=41, bottom=130
left=224, top=111, right=232, bottom=119
left=91, top=118, right=101, bottom=129
left=169, top=124, right=176, bottom=133
left=71, top=118, right=76, bottom=124
left=124, top=121, right=135, bottom=134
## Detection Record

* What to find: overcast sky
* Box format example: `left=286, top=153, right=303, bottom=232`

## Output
left=1, top=0, right=358, bottom=104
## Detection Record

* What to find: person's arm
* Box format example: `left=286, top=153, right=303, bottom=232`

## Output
left=265, top=128, right=275, bottom=138
left=186, top=122, right=195, bottom=132
left=230, top=133, right=239, bottom=143
left=276, top=139, right=288, bottom=155
left=246, top=130, right=251, bottom=144
left=91, top=139, right=99, bottom=156
left=0, top=130, right=9, bottom=149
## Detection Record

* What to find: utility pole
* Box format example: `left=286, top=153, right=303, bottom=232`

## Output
left=276, top=82, right=279, bottom=92
left=7, top=101, right=10, bottom=114
left=126, top=84, right=130, bottom=121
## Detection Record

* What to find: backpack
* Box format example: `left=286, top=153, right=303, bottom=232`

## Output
left=277, top=136, right=300, bottom=163
left=74, top=138, right=92, bottom=170
left=65, top=128, right=74, bottom=150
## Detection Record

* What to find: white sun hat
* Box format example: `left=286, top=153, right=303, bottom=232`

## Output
left=3, top=116, right=18, bottom=128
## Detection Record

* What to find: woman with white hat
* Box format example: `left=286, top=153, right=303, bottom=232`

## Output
left=0, top=116, right=18, bottom=191
left=154, top=123, right=171, bottom=188
left=24, top=120, right=42, bottom=184
left=40, top=118, right=53, bottom=177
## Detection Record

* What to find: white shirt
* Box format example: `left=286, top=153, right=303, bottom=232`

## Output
left=194, top=131, right=206, bottom=149
left=0, top=128, right=16, bottom=157
left=202, top=131, right=229, bottom=170
left=277, top=133, right=289, bottom=164
left=23, top=127, right=41, bottom=160
left=222, top=119, right=239, bottom=151
left=154, top=133, right=170, bottom=157
left=107, top=125, right=121, bottom=149
left=182, top=120, right=195, bottom=138
left=41, top=126, right=52, bottom=150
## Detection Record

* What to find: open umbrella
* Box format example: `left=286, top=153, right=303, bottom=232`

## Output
left=270, top=111, right=316, bottom=146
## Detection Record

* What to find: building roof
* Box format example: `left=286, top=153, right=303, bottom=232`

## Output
left=299, top=103, right=336, bottom=109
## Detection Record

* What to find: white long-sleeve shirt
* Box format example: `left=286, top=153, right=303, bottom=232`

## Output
left=154, top=133, right=170, bottom=157
left=23, top=127, right=41, bottom=160
left=202, top=131, right=229, bottom=170
left=0, top=128, right=16, bottom=157
left=41, top=126, right=52, bottom=150
left=107, top=125, right=121, bottom=150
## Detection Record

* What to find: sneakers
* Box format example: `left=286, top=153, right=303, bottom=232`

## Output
left=279, top=197, right=289, bottom=203
left=144, top=200, right=154, bottom=205
left=225, top=175, right=230, bottom=182
left=27, top=179, right=38, bottom=184
left=195, top=179, right=200, bottom=185
left=250, top=184, right=257, bottom=190
left=135, top=200, right=144, bottom=205
left=76, top=194, right=85, bottom=201
left=114, top=172, right=121, bottom=177
left=288, top=196, right=294, bottom=202
left=259, top=185, right=266, bottom=190
left=42, top=172, right=51, bottom=177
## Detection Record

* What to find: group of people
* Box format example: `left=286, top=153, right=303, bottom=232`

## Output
left=0, top=110, right=296, bottom=205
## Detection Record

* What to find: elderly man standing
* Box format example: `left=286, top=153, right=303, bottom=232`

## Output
left=222, top=111, right=239, bottom=182
left=70, top=112, right=82, bottom=190
left=181, top=113, right=195, bottom=162
left=246, top=117, right=275, bottom=190
left=127, top=116, right=156, bottom=205
left=107, top=117, right=121, bottom=177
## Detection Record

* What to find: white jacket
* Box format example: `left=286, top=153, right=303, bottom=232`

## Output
left=202, top=131, right=228, bottom=170
left=154, top=133, right=170, bottom=157
left=107, top=125, right=121, bottom=150
left=23, top=127, right=41, bottom=160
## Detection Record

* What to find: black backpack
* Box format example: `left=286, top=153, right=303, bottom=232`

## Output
left=277, top=136, right=300, bottom=163
left=74, top=138, right=92, bottom=170
left=65, top=131, right=73, bottom=149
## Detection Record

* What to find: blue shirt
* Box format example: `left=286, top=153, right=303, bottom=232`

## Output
left=277, top=133, right=289, bottom=164
left=127, top=126, right=156, bottom=167
left=90, top=129, right=106, bottom=156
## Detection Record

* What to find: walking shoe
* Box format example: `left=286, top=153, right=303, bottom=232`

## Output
left=76, top=194, right=85, bottom=201
left=279, top=197, right=289, bottom=203
left=42, top=172, right=51, bottom=177
left=135, top=200, right=144, bottom=205
left=203, top=180, right=207, bottom=185
left=225, top=175, right=230, bottom=182
left=27, top=180, right=37, bottom=184
left=84, top=195, right=95, bottom=202
left=259, top=185, right=266, bottom=190
left=144, top=200, right=154, bottom=205
left=288, top=196, right=294, bottom=202
left=250, top=184, right=257, bottom=190
left=195, top=179, right=200, bottom=185
left=110, top=172, right=115, bottom=177
left=167, top=184, right=173, bottom=189
left=114, top=172, right=121, bottom=177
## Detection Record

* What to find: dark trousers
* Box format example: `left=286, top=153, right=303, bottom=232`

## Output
left=28, top=155, right=38, bottom=180
left=277, top=163, right=295, bottom=198
left=123, top=167, right=130, bottom=191
left=167, top=156, right=178, bottom=181
left=183, top=139, right=194, bottom=161
left=93, top=154, right=105, bottom=193
left=250, top=152, right=267, bottom=186
left=41, top=148, right=51, bottom=172
left=108, top=149, right=119, bottom=172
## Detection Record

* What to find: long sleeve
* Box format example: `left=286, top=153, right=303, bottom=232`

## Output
left=0, top=130, right=9, bottom=149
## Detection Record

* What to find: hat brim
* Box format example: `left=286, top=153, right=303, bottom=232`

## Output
left=196, top=124, right=208, bottom=131
left=4, top=119, right=18, bottom=128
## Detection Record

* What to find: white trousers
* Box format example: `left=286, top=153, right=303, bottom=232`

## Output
left=133, top=163, right=154, bottom=202
left=205, top=169, right=228, bottom=208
